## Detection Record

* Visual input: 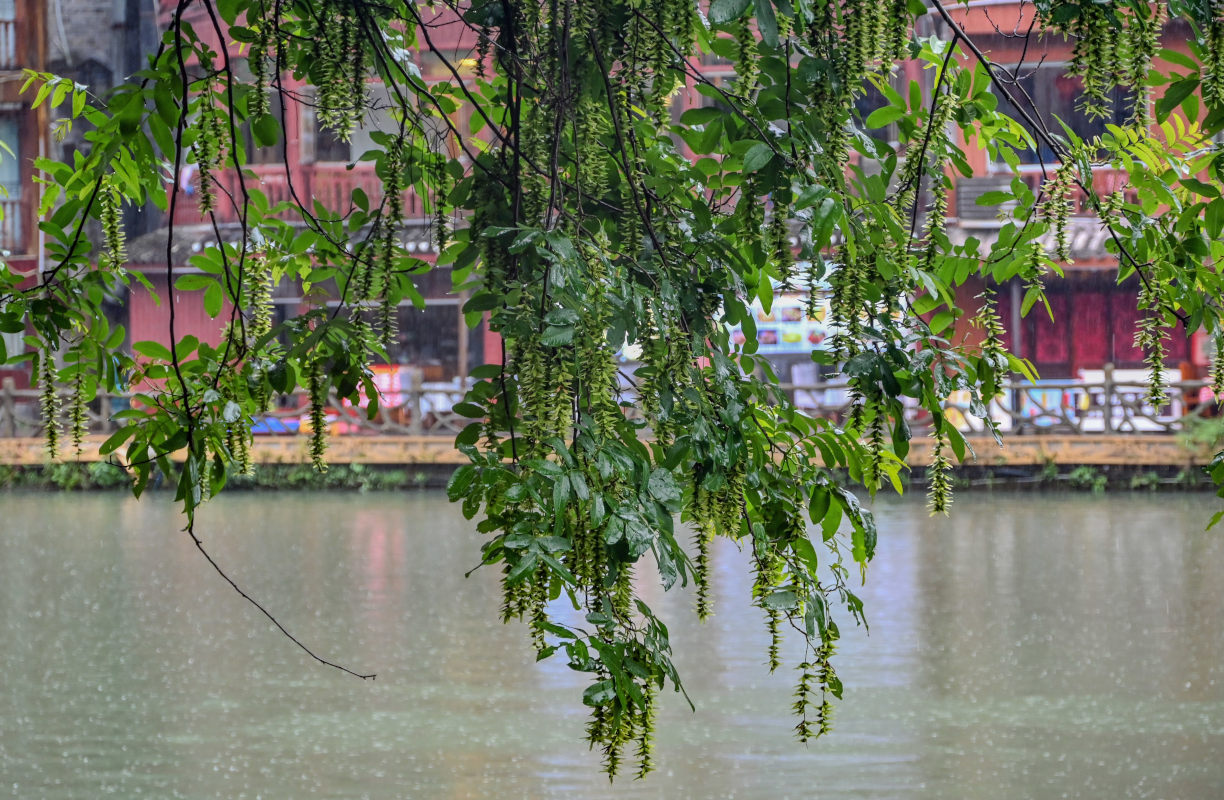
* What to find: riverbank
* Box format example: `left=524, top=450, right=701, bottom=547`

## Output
left=0, top=459, right=1215, bottom=493
left=2, top=430, right=1219, bottom=493
left=0, top=432, right=1218, bottom=470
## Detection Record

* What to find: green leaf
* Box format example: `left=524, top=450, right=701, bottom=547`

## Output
left=865, top=106, right=904, bottom=129
left=753, top=0, right=779, bottom=47
left=451, top=402, right=485, bottom=418
left=742, top=142, right=776, bottom=173
left=647, top=467, right=681, bottom=506
left=203, top=282, right=223, bottom=318
left=1157, top=47, right=1200, bottom=73
left=762, top=589, right=798, bottom=610
left=582, top=679, right=616, bottom=707
left=252, top=113, right=281, bottom=148
left=132, top=341, right=173, bottom=362
left=791, top=535, right=819, bottom=575
left=820, top=498, right=842, bottom=541
left=540, top=325, right=574, bottom=346
left=708, top=0, right=752, bottom=24
left=944, top=423, right=970, bottom=463
left=1021, top=285, right=1043, bottom=317
left=974, top=190, right=1015, bottom=206
left=1206, top=199, right=1224, bottom=239
left=98, top=425, right=138, bottom=456
left=455, top=422, right=482, bottom=447
left=892, top=415, right=911, bottom=459
left=1180, top=178, right=1219, bottom=198
left=446, top=464, right=477, bottom=502
left=1156, top=77, right=1199, bottom=121
left=680, top=107, right=725, bottom=126
left=174, top=274, right=215, bottom=291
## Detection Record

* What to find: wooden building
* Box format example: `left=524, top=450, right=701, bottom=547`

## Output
left=5, top=2, right=1213, bottom=393
left=123, top=1, right=496, bottom=382
left=938, top=3, right=1209, bottom=379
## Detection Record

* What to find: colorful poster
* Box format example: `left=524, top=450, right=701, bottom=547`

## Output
left=728, top=283, right=834, bottom=355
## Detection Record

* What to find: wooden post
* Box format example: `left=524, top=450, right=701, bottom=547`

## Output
left=456, top=292, right=469, bottom=380
left=1, top=377, right=15, bottom=437
left=409, top=367, right=423, bottom=435
left=98, top=392, right=112, bottom=434
left=1102, top=362, right=1114, bottom=433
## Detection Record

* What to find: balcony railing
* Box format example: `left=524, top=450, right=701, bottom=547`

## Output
left=0, top=373, right=474, bottom=439
left=783, top=374, right=1215, bottom=436
left=311, top=164, right=427, bottom=218
left=2, top=372, right=1217, bottom=442
left=172, top=164, right=427, bottom=227
left=1021, top=168, right=1139, bottom=215
left=958, top=168, right=1138, bottom=222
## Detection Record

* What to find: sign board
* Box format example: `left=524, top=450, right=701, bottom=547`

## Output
left=728, top=281, right=834, bottom=355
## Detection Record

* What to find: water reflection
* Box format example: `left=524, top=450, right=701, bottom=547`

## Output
left=1, top=491, right=1221, bottom=798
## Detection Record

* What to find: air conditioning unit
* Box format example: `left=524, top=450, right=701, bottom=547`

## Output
left=954, top=176, right=1017, bottom=224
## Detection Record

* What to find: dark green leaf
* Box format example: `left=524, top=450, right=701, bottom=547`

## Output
left=742, top=142, right=776, bottom=173
left=708, top=0, right=752, bottom=24
left=753, top=0, right=779, bottom=46
left=252, top=113, right=281, bottom=148
left=1156, top=77, right=1199, bottom=121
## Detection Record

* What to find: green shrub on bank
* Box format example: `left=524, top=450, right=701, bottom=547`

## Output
left=0, top=461, right=437, bottom=492
left=1, top=461, right=1210, bottom=493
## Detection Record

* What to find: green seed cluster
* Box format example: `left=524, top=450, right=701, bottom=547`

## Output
left=927, top=427, right=953, bottom=516
left=316, top=3, right=365, bottom=142
left=99, top=177, right=126, bottom=274
left=1204, top=1, right=1224, bottom=110
left=194, top=93, right=227, bottom=213
left=248, top=10, right=272, bottom=119
left=69, top=368, right=88, bottom=456
left=973, top=287, right=1009, bottom=399
left=1043, top=161, right=1076, bottom=264
left=307, top=356, right=329, bottom=472
left=39, top=348, right=61, bottom=460
left=1044, top=1, right=1166, bottom=120
left=1213, top=332, right=1224, bottom=397
left=1134, top=277, right=1170, bottom=408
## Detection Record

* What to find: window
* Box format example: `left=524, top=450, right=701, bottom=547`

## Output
left=854, top=81, right=899, bottom=144
left=0, top=114, right=22, bottom=253
left=0, top=0, right=15, bottom=70
left=344, top=302, right=475, bottom=379
left=695, top=74, right=737, bottom=116
left=308, top=84, right=398, bottom=163
left=991, top=65, right=1134, bottom=165
left=244, top=99, right=286, bottom=165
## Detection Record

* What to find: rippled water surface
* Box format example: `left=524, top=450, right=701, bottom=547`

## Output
left=1, top=491, right=1222, bottom=799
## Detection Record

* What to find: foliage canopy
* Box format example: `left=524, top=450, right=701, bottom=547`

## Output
left=5, top=0, right=1224, bottom=778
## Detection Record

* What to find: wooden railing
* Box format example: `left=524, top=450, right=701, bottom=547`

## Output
left=0, top=373, right=473, bottom=439
left=1009, top=168, right=1137, bottom=215
left=3, top=371, right=1217, bottom=441
left=0, top=196, right=23, bottom=253
left=310, top=165, right=427, bottom=219
left=173, top=164, right=427, bottom=226
left=783, top=373, right=1215, bottom=436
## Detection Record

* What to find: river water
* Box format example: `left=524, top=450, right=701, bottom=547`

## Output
left=1, top=491, right=1221, bottom=799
